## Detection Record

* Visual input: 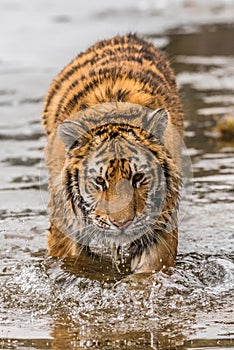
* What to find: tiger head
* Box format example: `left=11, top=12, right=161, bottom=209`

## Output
left=58, top=103, right=180, bottom=246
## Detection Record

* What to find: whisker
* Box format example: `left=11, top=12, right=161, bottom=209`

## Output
left=146, top=224, right=177, bottom=259
left=48, top=232, right=73, bottom=251
left=61, top=240, right=76, bottom=259
left=156, top=234, right=175, bottom=261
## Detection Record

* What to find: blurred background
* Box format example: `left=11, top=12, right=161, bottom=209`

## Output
left=0, top=1, right=234, bottom=349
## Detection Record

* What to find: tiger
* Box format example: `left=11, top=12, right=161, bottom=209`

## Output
left=42, top=33, right=183, bottom=274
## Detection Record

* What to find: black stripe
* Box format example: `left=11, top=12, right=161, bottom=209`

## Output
left=65, top=170, right=73, bottom=201
left=65, top=168, right=91, bottom=217
left=65, top=169, right=77, bottom=215
left=74, top=169, right=92, bottom=216
left=93, top=123, right=138, bottom=138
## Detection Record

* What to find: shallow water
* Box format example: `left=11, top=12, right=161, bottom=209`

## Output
left=1, top=2, right=234, bottom=350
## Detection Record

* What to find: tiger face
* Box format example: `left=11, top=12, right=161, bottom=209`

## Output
left=58, top=103, right=179, bottom=247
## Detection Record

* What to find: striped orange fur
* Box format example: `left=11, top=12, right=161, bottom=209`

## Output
left=43, top=33, right=183, bottom=274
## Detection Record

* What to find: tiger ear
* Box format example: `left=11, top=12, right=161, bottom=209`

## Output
left=58, top=120, right=87, bottom=149
left=143, top=108, right=169, bottom=143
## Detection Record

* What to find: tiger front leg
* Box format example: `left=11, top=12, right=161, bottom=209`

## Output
left=130, top=228, right=178, bottom=274
left=47, top=221, right=80, bottom=258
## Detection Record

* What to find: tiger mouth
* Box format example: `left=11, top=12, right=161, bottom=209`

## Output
left=110, top=218, right=133, bottom=229
left=92, top=217, right=149, bottom=245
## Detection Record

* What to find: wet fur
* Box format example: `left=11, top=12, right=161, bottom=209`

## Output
left=43, top=33, right=183, bottom=274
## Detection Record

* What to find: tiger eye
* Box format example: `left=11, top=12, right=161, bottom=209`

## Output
left=132, top=172, right=145, bottom=187
left=95, top=176, right=106, bottom=186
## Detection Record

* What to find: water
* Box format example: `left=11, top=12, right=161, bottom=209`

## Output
left=1, top=1, right=234, bottom=349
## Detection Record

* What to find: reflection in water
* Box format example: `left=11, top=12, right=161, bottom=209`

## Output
left=0, top=9, right=234, bottom=350
left=50, top=316, right=187, bottom=349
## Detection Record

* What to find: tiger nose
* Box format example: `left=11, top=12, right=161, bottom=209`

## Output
left=111, top=219, right=133, bottom=229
